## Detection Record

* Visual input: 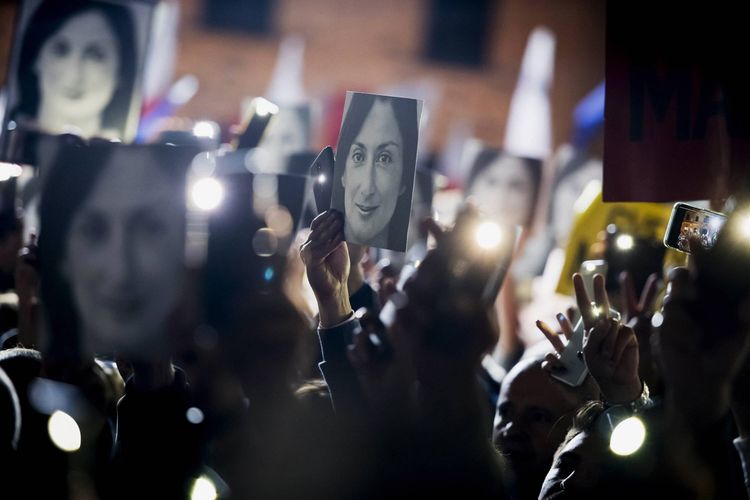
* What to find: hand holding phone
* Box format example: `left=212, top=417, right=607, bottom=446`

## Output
left=438, top=206, right=519, bottom=306
left=541, top=308, right=621, bottom=387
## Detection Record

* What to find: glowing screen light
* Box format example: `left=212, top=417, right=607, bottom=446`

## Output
left=192, top=121, right=217, bottom=139
left=191, top=178, right=224, bottom=211
left=190, top=476, right=218, bottom=500
left=609, top=416, right=646, bottom=456
left=615, top=234, right=635, bottom=251
left=253, top=97, right=280, bottom=117
left=48, top=410, right=81, bottom=452
left=475, top=221, right=502, bottom=250
left=737, top=213, right=750, bottom=240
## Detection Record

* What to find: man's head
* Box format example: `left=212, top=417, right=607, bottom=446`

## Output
left=493, top=355, right=598, bottom=495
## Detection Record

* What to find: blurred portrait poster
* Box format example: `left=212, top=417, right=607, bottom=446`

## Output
left=603, top=1, right=750, bottom=202
left=331, top=92, right=422, bottom=252
left=2, top=0, right=154, bottom=157
left=39, top=142, right=198, bottom=357
left=463, top=146, right=542, bottom=229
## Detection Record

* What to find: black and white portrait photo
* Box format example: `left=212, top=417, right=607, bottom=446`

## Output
left=259, top=104, right=312, bottom=173
left=3, top=0, right=153, bottom=144
left=331, top=92, right=421, bottom=251
left=464, top=147, right=542, bottom=228
left=38, top=142, right=198, bottom=357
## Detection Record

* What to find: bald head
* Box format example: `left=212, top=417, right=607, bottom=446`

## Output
left=493, top=355, right=598, bottom=487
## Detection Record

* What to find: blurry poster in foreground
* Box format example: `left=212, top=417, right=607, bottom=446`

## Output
left=603, top=1, right=750, bottom=202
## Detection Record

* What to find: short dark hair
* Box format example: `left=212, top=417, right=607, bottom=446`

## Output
left=332, top=93, right=419, bottom=250
left=12, top=0, right=138, bottom=137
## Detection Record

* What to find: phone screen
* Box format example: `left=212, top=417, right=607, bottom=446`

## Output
left=663, top=203, right=727, bottom=254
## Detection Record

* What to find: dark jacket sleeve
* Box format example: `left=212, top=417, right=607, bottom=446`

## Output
left=317, top=317, right=365, bottom=418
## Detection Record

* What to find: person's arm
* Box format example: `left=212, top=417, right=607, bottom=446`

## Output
left=301, top=211, right=368, bottom=417
left=317, top=315, right=368, bottom=416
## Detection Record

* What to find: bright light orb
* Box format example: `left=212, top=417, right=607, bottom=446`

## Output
left=192, top=121, right=217, bottom=139
left=48, top=410, right=81, bottom=452
left=191, top=178, right=224, bottom=211
left=190, top=476, right=218, bottom=500
left=737, top=213, right=750, bottom=239
left=254, top=98, right=280, bottom=117
left=475, top=221, right=502, bottom=250
left=615, top=234, right=635, bottom=251
left=609, top=416, right=646, bottom=456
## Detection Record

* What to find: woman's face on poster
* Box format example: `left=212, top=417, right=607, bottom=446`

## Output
left=260, top=107, right=308, bottom=171
left=62, top=149, right=184, bottom=352
left=468, top=154, right=535, bottom=226
left=342, top=99, right=404, bottom=243
left=34, top=10, right=119, bottom=123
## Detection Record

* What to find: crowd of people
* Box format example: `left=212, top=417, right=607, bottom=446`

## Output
left=0, top=1, right=749, bottom=500
left=0, top=180, right=748, bottom=499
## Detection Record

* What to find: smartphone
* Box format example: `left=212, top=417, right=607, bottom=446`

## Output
left=234, top=98, right=277, bottom=150
left=309, top=146, right=334, bottom=213
left=579, top=260, right=608, bottom=300
left=550, top=308, right=621, bottom=387
left=663, top=202, right=727, bottom=254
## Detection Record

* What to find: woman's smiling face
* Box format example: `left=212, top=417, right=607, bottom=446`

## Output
left=342, top=98, right=403, bottom=244
left=35, top=9, right=119, bottom=125
left=62, top=148, right=185, bottom=353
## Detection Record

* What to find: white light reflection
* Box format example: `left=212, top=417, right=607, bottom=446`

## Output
left=615, top=234, right=635, bottom=251
left=253, top=97, right=280, bottom=117
left=0, top=162, right=23, bottom=181
left=193, top=121, right=217, bottom=139
left=48, top=410, right=81, bottom=452
left=475, top=221, right=502, bottom=250
left=190, top=475, right=218, bottom=500
left=609, top=416, right=646, bottom=456
left=737, top=213, right=750, bottom=240
left=191, top=178, right=224, bottom=211
left=186, top=407, right=205, bottom=425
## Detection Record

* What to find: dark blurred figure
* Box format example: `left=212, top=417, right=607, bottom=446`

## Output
left=493, top=355, right=598, bottom=499
left=0, top=212, right=22, bottom=292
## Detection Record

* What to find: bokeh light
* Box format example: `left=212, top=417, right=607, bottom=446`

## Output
left=475, top=221, right=502, bottom=249
left=191, top=177, right=224, bottom=211
left=609, top=416, right=646, bottom=456
left=190, top=476, right=217, bottom=500
left=47, top=410, right=81, bottom=453
left=615, top=234, right=635, bottom=251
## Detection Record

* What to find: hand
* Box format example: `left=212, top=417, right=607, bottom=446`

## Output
left=395, top=208, right=499, bottom=387
left=573, top=273, right=642, bottom=404
left=619, top=271, right=661, bottom=391
left=658, top=266, right=750, bottom=424
left=536, top=309, right=576, bottom=356
left=583, top=318, right=641, bottom=404
left=300, top=210, right=352, bottom=327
